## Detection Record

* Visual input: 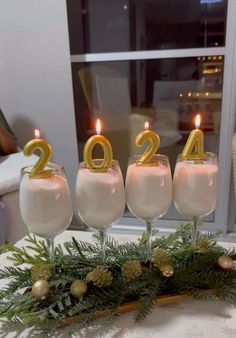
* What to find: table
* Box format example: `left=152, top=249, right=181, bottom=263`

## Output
left=1, top=230, right=236, bottom=338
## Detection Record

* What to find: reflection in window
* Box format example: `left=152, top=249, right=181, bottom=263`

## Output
left=72, top=55, right=223, bottom=220
left=73, top=56, right=223, bottom=156
left=200, top=0, right=223, bottom=4
left=67, top=0, right=227, bottom=54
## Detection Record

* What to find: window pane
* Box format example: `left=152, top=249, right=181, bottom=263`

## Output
left=71, top=55, right=224, bottom=221
left=67, top=0, right=227, bottom=54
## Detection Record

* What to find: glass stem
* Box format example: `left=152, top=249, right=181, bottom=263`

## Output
left=191, top=217, right=198, bottom=247
left=146, top=221, right=153, bottom=258
left=46, top=238, right=55, bottom=262
left=99, top=229, right=107, bottom=263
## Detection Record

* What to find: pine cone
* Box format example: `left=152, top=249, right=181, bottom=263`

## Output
left=121, top=260, right=142, bottom=280
left=31, top=263, right=52, bottom=282
left=151, top=249, right=171, bottom=268
left=195, top=237, right=213, bottom=253
left=86, top=266, right=113, bottom=288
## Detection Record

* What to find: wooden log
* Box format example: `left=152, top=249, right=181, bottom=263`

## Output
left=60, top=289, right=218, bottom=327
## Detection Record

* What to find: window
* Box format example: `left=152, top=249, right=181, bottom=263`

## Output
left=67, top=0, right=227, bottom=53
left=67, top=0, right=236, bottom=233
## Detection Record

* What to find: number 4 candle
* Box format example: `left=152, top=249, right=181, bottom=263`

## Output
left=181, top=114, right=207, bottom=160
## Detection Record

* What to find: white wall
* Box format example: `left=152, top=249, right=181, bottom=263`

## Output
left=0, top=0, right=78, bottom=195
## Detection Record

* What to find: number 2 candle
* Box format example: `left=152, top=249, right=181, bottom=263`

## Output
left=135, top=121, right=160, bottom=165
left=21, top=129, right=73, bottom=239
left=23, top=129, right=53, bottom=178
left=126, top=121, right=172, bottom=221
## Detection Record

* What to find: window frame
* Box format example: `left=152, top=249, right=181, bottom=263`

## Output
left=70, top=0, right=236, bottom=234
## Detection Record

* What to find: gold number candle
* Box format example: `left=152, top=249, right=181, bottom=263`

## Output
left=135, top=121, right=160, bottom=165
left=23, top=129, right=53, bottom=178
left=181, top=114, right=207, bottom=160
left=83, top=119, right=113, bottom=172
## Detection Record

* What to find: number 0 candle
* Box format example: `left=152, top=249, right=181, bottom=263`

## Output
left=23, top=129, right=53, bottom=178
left=181, top=114, right=207, bottom=160
left=135, top=121, right=160, bottom=165
left=83, top=119, right=113, bottom=172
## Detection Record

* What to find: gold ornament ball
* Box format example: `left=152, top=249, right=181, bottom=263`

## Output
left=217, top=255, right=234, bottom=271
left=161, top=264, right=174, bottom=278
left=32, top=279, right=50, bottom=300
left=70, top=280, right=88, bottom=298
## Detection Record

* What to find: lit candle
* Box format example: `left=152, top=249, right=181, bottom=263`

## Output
left=83, top=119, right=113, bottom=172
left=126, top=121, right=171, bottom=221
left=135, top=121, right=160, bottom=165
left=23, top=129, right=53, bottom=178
left=21, top=129, right=73, bottom=238
left=181, top=114, right=207, bottom=160
left=77, top=120, right=124, bottom=228
left=173, top=160, right=219, bottom=219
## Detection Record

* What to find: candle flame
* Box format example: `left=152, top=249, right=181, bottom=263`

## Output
left=144, top=121, right=149, bottom=130
left=195, top=114, right=201, bottom=129
left=96, top=119, right=101, bottom=135
left=34, top=129, right=40, bottom=138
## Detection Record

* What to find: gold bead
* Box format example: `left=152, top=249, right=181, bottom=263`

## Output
left=217, top=255, right=234, bottom=271
left=32, top=279, right=50, bottom=300
left=161, top=264, right=174, bottom=278
left=70, top=280, right=88, bottom=298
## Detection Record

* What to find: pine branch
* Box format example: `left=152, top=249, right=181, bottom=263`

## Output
left=0, top=266, right=32, bottom=298
left=0, top=223, right=235, bottom=336
left=134, top=284, right=160, bottom=322
left=67, top=313, right=94, bottom=337
left=0, top=316, right=25, bottom=333
left=0, top=265, right=29, bottom=279
left=6, top=234, right=48, bottom=266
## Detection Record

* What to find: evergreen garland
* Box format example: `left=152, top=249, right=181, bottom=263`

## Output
left=0, top=224, right=235, bottom=337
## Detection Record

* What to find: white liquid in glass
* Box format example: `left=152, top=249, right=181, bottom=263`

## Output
left=20, top=174, right=73, bottom=238
left=126, top=163, right=172, bottom=221
left=76, top=168, right=125, bottom=229
left=173, top=162, right=219, bottom=218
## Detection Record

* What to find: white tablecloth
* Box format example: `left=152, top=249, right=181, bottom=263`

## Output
left=0, top=231, right=236, bottom=338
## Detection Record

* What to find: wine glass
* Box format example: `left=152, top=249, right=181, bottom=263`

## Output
left=126, top=154, right=172, bottom=257
left=20, top=163, right=73, bottom=262
left=173, top=152, right=219, bottom=246
left=76, top=159, right=125, bottom=259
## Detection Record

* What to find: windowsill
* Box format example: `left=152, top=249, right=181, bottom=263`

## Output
left=69, top=218, right=236, bottom=242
